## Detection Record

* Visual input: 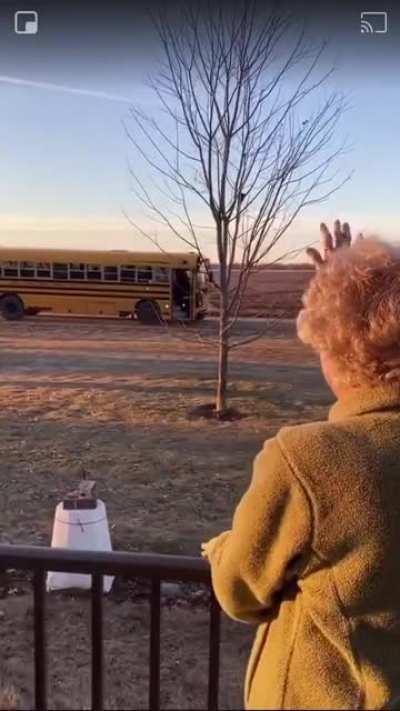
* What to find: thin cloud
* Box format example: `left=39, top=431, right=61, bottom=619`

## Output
left=0, top=75, right=133, bottom=104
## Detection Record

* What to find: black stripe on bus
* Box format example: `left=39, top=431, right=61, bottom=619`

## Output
left=0, top=289, right=170, bottom=301
left=0, top=285, right=170, bottom=297
left=0, top=278, right=170, bottom=294
left=0, top=278, right=170, bottom=293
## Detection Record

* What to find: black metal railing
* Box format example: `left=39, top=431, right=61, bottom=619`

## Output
left=0, top=545, right=221, bottom=711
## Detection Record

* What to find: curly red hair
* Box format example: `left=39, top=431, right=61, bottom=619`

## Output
left=297, top=237, right=400, bottom=385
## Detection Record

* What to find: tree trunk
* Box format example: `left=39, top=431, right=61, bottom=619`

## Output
left=216, top=295, right=229, bottom=417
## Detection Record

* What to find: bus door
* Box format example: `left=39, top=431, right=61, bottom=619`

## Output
left=172, top=268, right=192, bottom=319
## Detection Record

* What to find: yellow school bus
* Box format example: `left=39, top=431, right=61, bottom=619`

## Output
left=0, top=247, right=209, bottom=323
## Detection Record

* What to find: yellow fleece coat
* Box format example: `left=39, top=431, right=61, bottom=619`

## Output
left=205, top=384, right=400, bottom=710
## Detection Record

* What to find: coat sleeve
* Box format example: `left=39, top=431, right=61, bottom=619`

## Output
left=206, top=436, right=313, bottom=623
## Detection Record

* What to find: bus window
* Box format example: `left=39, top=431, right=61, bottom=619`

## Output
left=104, top=266, right=119, bottom=281
left=53, top=263, right=68, bottom=280
left=152, top=267, right=169, bottom=283
left=69, top=263, right=85, bottom=280
left=20, top=261, right=35, bottom=278
left=87, top=265, right=102, bottom=281
left=37, top=262, right=51, bottom=278
left=120, top=265, right=136, bottom=282
left=3, top=261, right=19, bottom=277
left=137, top=266, right=152, bottom=282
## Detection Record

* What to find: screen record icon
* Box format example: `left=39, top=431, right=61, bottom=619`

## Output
left=14, top=10, right=39, bottom=34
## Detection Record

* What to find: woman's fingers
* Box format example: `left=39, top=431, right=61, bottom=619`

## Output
left=333, top=219, right=343, bottom=248
left=320, top=222, right=334, bottom=259
left=320, top=222, right=332, bottom=242
left=306, top=247, right=324, bottom=267
left=308, top=220, right=353, bottom=267
left=342, top=222, right=352, bottom=246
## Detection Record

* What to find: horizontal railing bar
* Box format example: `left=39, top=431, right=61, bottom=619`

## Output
left=0, top=545, right=211, bottom=583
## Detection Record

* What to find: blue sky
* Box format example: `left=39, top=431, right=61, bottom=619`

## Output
left=0, top=2, right=399, bottom=262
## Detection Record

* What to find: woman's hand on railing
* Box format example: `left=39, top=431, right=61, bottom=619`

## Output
left=201, top=537, right=220, bottom=560
left=201, top=532, right=230, bottom=560
left=306, top=220, right=363, bottom=269
left=201, top=542, right=209, bottom=559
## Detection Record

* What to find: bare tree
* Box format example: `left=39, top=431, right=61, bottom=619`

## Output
left=124, top=1, right=349, bottom=416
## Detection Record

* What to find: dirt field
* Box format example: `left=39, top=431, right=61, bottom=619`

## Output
left=0, top=315, right=332, bottom=709
left=208, top=267, right=314, bottom=318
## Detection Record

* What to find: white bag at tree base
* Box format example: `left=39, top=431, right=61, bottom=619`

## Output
left=46, top=499, right=114, bottom=593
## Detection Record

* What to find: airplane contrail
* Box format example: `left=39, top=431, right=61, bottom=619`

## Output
left=0, top=74, right=133, bottom=103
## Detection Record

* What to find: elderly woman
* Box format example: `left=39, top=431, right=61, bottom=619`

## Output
left=202, top=221, right=400, bottom=710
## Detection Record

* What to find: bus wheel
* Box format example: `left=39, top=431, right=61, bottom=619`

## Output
left=135, top=300, right=162, bottom=325
left=0, top=295, right=25, bottom=321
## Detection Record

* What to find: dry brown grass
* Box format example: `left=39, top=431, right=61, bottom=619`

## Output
left=0, top=315, right=331, bottom=709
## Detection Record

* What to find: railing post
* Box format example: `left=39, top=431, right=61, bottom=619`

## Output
left=33, top=569, right=47, bottom=711
left=207, top=589, right=221, bottom=711
left=91, top=573, right=104, bottom=711
left=149, top=578, right=161, bottom=711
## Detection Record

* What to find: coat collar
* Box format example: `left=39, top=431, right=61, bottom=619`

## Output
left=329, top=383, right=400, bottom=422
